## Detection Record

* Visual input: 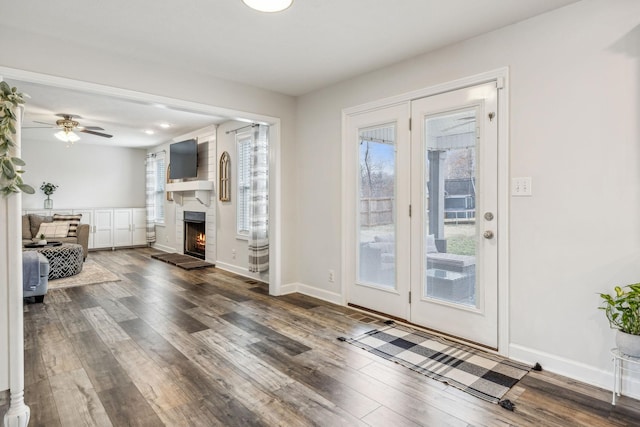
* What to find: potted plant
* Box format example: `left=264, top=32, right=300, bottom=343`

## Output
left=37, top=233, right=47, bottom=245
left=599, top=284, right=640, bottom=357
left=40, top=181, right=58, bottom=209
left=0, top=81, right=34, bottom=196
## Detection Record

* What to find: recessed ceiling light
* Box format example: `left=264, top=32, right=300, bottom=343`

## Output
left=159, top=123, right=171, bottom=129
left=144, top=130, right=155, bottom=135
left=242, top=0, right=293, bottom=13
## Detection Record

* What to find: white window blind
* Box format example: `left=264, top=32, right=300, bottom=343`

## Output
left=237, top=134, right=252, bottom=236
left=154, top=154, right=166, bottom=223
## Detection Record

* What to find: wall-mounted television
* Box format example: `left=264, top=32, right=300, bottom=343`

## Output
left=170, top=139, right=198, bottom=179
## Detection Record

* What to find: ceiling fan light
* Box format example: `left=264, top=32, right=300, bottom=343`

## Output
left=55, top=130, right=80, bottom=143
left=67, top=131, right=80, bottom=142
left=242, top=0, right=293, bottom=13
left=54, top=130, right=68, bottom=142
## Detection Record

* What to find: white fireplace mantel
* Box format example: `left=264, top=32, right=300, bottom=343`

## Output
left=166, top=181, right=214, bottom=206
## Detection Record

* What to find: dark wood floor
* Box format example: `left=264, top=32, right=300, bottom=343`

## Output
left=2, top=247, right=639, bottom=426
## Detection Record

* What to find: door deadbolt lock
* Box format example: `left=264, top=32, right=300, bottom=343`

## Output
left=484, top=212, right=494, bottom=221
left=483, top=230, right=494, bottom=239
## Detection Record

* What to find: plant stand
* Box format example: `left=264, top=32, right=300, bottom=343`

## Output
left=610, top=348, right=640, bottom=405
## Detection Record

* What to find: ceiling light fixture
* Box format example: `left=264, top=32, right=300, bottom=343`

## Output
left=242, top=0, right=293, bottom=13
left=159, top=123, right=171, bottom=129
left=145, top=130, right=155, bottom=135
left=55, top=130, right=80, bottom=143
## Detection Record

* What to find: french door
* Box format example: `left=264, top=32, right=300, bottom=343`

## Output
left=346, top=82, right=500, bottom=348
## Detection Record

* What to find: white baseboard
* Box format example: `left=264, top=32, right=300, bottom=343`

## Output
left=215, top=261, right=265, bottom=282
left=509, top=344, right=640, bottom=400
left=279, top=282, right=343, bottom=305
left=278, top=282, right=299, bottom=295
left=150, top=243, right=174, bottom=253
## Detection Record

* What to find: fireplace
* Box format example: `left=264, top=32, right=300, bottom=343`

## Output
left=183, top=211, right=206, bottom=260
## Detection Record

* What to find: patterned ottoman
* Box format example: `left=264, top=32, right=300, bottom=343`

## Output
left=24, top=243, right=84, bottom=279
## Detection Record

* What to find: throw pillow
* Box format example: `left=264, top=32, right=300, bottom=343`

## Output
left=22, top=215, right=31, bottom=240
left=28, top=214, right=53, bottom=238
left=36, top=222, right=70, bottom=239
left=53, top=213, right=82, bottom=237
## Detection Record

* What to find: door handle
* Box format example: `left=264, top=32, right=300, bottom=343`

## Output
left=483, top=230, right=494, bottom=239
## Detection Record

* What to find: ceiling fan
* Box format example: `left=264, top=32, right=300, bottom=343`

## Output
left=29, top=113, right=113, bottom=142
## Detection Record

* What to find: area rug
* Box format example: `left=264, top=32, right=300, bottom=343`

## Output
left=48, top=259, right=120, bottom=290
left=340, top=322, right=533, bottom=409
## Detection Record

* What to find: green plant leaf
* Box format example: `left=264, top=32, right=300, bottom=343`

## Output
left=18, top=184, right=35, bottom=194
left=10, top=157, right=25, bottom=166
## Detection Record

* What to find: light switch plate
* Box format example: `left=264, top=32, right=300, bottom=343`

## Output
left=512, top=177, right=532, bottom=196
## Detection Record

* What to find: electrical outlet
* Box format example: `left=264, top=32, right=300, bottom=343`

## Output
left=232, top=249, right=236, bottom=260
left=512, top=177, right=532, bottom=196
left=328, top=270, right=335, bottom=283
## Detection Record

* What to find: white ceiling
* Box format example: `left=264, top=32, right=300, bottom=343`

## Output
left=3, top=0, right=579, bottom=148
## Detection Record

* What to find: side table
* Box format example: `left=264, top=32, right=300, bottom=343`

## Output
left=610, top=348, right=640, bottom=405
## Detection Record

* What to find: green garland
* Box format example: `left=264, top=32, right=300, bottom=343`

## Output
left=0, top=81, right=34, bottom=195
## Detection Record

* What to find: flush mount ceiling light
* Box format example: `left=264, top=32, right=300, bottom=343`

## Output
left=242, top=0, right=293, bottom=13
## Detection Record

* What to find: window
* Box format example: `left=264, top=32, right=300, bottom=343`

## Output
left=153, top=153, right=166, bottom=224
left=237, top=133, right=252, bottom=237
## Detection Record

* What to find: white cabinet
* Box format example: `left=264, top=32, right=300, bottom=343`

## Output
left=94, top=209, right=114, bottom=249
left=24, top=207, right=146, bottom=249
left=114, top=208, right=147, bottom=247
left=72, top=208, right=95, bottom=249
left=114, top=209, right=132, bottom=247
left=132, top=208, right=147, bottom=246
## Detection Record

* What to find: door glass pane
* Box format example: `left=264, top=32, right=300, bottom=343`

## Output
left=425, top=110, right=477, bottom=306
left=358, top=124, right=396, bottom=288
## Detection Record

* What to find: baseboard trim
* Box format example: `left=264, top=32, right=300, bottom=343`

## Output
left=214, top=261, right=267, bottom=283
left=281, top=282, right=343, bottom=305
left=149, top=243, right=174, bottom=253
left=509, top=344, right=640, bottom=400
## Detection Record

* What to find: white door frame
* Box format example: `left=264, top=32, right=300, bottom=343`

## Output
left=341, top=68, right=510, bottom=355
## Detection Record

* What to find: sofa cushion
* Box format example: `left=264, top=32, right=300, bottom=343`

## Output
left=36, top=222, right=70, bottom=238
left=28, top=214, right=53, bottom=238
left=22, top=215, right=31, bottom=240
left=53, top=213, right=82, bottom=237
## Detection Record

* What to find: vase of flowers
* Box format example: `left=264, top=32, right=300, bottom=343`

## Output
left=40, top=181, right=58, bottom=209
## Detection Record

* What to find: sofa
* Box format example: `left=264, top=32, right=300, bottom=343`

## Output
left=22, top=251, right=49, bottom=303
left=22, top=213, right=90, bottom=260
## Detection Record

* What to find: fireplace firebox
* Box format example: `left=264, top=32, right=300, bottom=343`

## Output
left=184, top=211, right=206, bottom=260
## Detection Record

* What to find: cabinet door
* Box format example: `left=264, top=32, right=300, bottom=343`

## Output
left=94, top=210, right=114, bottom=249
left=113, top=209, right=133, bottom=247
left=73, top=209, right=95, bottom=249
left=131, top=208, right=147, bottom=246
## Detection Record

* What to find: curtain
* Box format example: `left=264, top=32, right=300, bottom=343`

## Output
left=145, top=154, right=157, bottom=243
left=248, top=124, right=269, bottom=272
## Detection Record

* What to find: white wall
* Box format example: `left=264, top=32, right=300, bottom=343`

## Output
left=295, top=0, right=640, bottom=393
left=21, top=139, right=146, bottom=209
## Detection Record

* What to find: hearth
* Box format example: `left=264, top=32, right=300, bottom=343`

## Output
left=183, top=211, right=206, bottom=260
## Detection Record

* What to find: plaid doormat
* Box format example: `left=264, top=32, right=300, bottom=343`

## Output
left=340, top=322, right=533, bottom=408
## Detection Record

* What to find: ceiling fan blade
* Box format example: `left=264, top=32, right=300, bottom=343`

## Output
left=55, top=113, right=82, bottom=119
left=33, top=121, right=55, bottom=127
left=79, top=126, right=105, bottom=131
left=80, top=129, right=113, bottom=138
